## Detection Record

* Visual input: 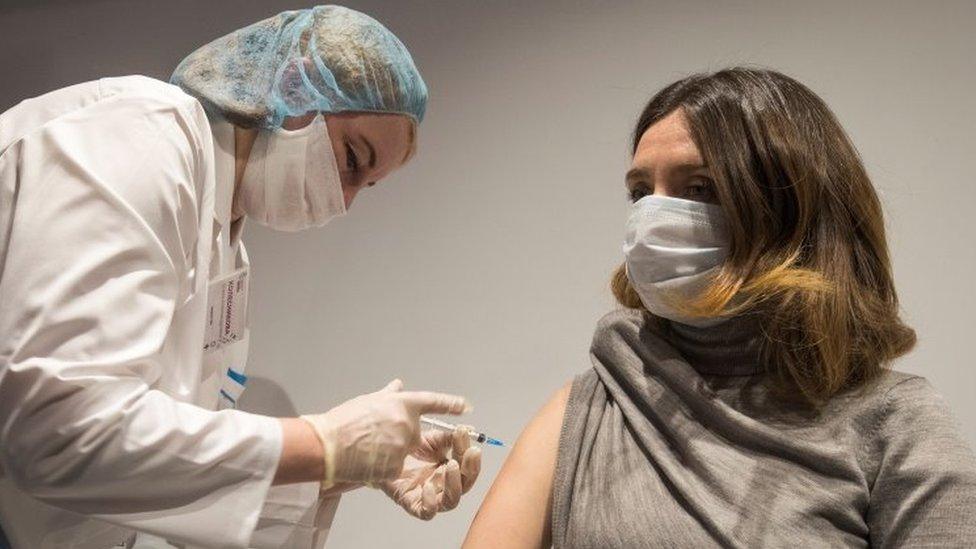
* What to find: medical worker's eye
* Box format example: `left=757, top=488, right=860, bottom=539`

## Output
left=345, top=142, right=359, bottom=171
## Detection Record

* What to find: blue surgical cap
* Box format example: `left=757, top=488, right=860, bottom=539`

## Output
left=171, top=5, right=427, bottom=129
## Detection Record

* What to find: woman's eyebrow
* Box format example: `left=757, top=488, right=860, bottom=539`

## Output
left=668, top=161, right=709, bottom=172
left=627, top=162, right=708, bottom=182
left=625, top=167, right=650, bottom=183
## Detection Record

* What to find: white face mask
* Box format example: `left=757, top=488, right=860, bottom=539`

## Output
left=238, top=115, right=347, bottom=232
left=623, top=195, right=730, bottom=327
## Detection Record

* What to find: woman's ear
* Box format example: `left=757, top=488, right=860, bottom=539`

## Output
left=276, top=57, right=320, bottom=129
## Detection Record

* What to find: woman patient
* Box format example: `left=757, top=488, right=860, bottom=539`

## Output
left=464, top=67, right=976, bottom=548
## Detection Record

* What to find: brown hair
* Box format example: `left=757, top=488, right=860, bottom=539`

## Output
left=613, top=67, right=916, bottom=404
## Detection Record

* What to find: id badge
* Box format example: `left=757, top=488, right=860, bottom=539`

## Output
left=204, top=266, right=249, bottom=353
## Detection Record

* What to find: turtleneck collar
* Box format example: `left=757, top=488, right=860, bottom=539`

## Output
left=658, top=313, right=765, bottom=376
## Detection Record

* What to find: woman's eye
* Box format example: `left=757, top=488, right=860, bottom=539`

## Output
left=628, top=186, right=649, bottom=202
left=345, top=142, right=359, bottom=171
left=685, top=179, right=715, bottom=201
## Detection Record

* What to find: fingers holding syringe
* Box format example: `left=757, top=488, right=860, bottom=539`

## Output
left=451, top=425, right=472, bottom=459
left=438, top=460, right=463, bottom=512
left=452, top=425, right=482, bottom=494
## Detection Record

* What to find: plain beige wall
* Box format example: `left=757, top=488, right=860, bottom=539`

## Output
left=1, top=1, right=973, bottom=547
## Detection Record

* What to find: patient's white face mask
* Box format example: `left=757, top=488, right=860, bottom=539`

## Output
left=238, top=115, right=346, bottom=232
left=623, top=195, right=730, bottom=327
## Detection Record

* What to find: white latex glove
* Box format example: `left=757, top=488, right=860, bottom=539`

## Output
left=300, top=379, right=469, bottom=487
left=380, top=425, right=482, bottom=520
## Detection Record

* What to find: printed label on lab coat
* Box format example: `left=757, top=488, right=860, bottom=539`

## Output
left=204, top=266, right=248, bottom=353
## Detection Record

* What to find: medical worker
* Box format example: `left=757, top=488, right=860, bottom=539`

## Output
left=0, top=6, right=480, bottom=548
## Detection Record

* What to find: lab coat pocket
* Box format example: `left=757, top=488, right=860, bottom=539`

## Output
left=200, top=333, right=250, bottom=411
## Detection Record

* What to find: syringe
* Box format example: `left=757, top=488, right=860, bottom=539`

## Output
left=420, top=416, right=506, bottom=447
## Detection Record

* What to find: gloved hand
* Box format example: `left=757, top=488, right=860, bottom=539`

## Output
left=380, top=425, right=482, bottom=520
left=300, top=379, right=469, bottom=487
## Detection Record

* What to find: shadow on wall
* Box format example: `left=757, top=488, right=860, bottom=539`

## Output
left=238, top=376, right=299, bottom=418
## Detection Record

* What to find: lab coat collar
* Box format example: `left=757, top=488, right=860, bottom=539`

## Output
left=207, top=116, right=247, bottom=275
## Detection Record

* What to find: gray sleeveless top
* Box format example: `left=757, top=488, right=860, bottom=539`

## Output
left=551, top=309, right=976, bottom=548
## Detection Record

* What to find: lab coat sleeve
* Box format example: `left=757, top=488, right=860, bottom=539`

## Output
left=0, top=91, right=282, bottom=548
left=249, top=483, right=341, bottom=548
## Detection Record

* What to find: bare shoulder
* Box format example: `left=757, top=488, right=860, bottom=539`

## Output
left=531, top=381, right=573, bottom=438
left=463, top=381, right=573, bottom=549
left=506, top=380, right=572, bottom=471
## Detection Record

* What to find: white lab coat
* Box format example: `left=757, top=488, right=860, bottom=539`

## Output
left=0, top=76, right=337, bottom=548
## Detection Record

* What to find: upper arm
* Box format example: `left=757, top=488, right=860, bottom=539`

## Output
left=868, top=377, right=976, bottom=547
left=0, top=92, right=205, bottom=361
left=463, top=381, right=572, bottom=549
left=0, top=94, right=206, bottom=477
left=0, top=93, right=287, bottom=548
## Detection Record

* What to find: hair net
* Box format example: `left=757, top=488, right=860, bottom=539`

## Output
left=170, top=5, right=427, bottom=129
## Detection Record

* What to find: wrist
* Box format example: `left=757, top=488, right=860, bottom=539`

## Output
left=273, top=417, right=325, bottom=485
left=298, top=414, right=337, bottom=488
